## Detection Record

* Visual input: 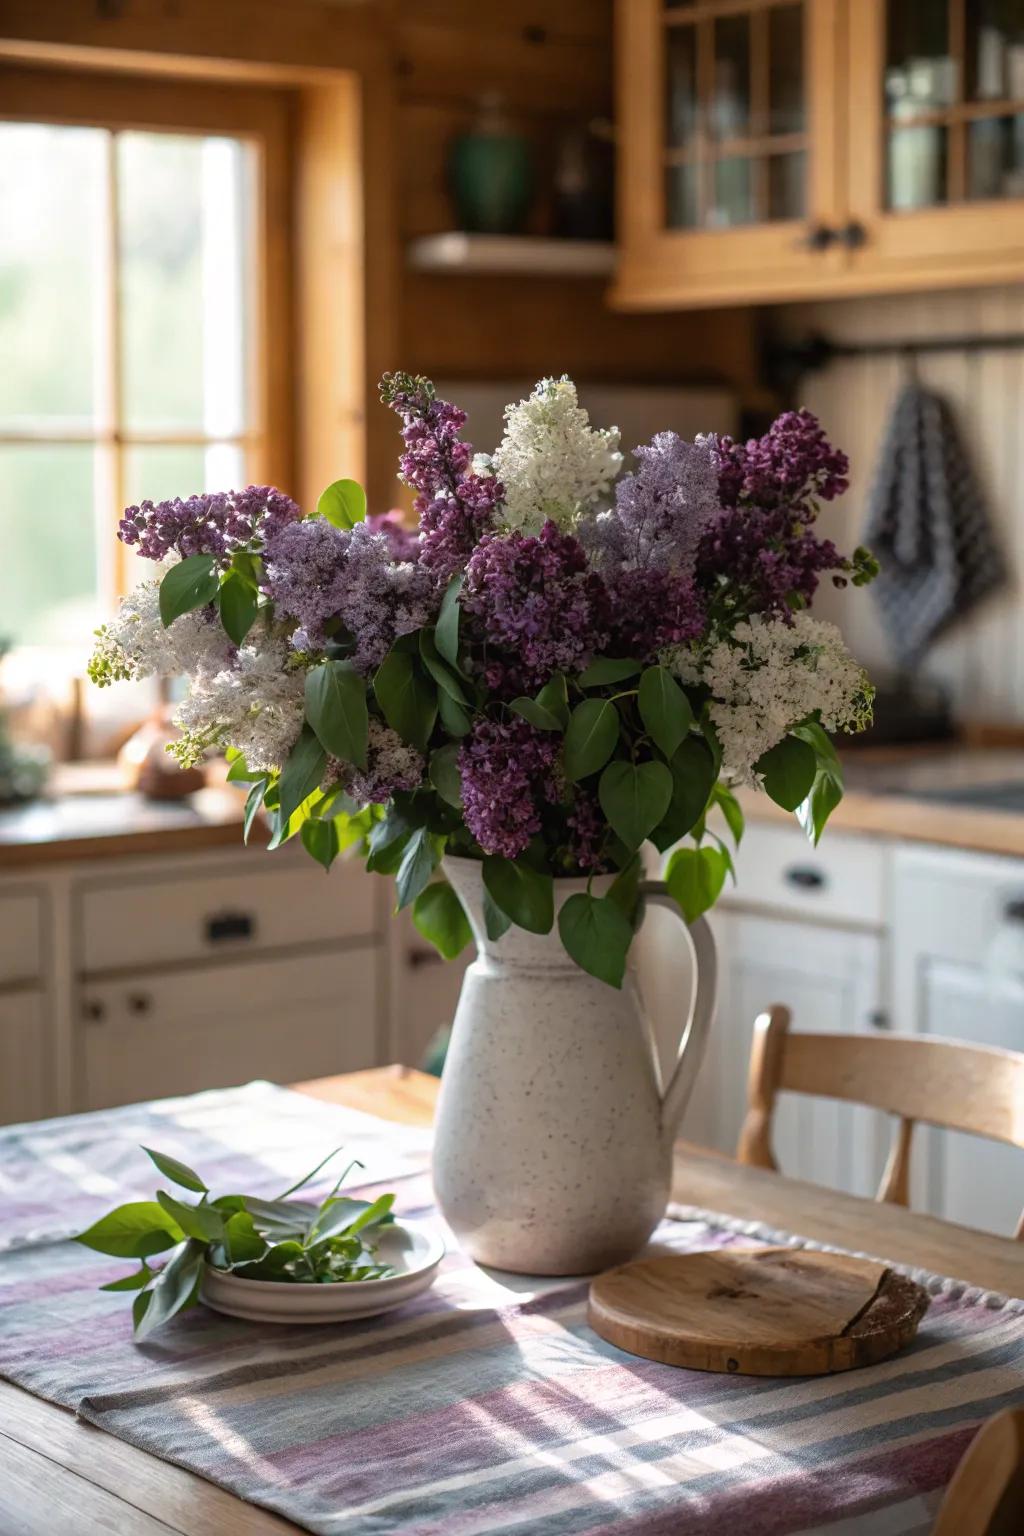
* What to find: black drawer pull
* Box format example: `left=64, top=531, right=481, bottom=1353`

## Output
left=409, top=949, right=443, bottom=969
left=128, top=992, right=152, bottom=1015
left=1003, top=898, right=1024, bottom=924
left=784, top=865, right=826, bottom=891
left=83, top=999, right=105, bottom=1022
left=205, top=911, right=256, bottom=944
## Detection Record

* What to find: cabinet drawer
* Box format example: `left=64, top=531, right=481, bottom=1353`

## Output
left=78, top=856, right=380, bottom=974
left=721, top=822, right=888, bottom=928
left=78, top=944, right=379, bottom=1111
left=0, top=890, right=43, bottom=988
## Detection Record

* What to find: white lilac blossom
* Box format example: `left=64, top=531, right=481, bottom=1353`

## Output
left=88, top=575, right=235, bottom=687
left=492, top=377, right=622, bottom=534
left=682, top=614, right=872, bottom=786
left=171, top=636, right=306, bottom=772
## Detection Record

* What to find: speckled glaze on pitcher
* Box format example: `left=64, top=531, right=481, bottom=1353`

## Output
left=433, top=857, right=717, bottom=1276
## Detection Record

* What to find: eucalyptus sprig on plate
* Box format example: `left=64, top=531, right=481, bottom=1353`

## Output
left=75, top=1146, right=396, bottom=1340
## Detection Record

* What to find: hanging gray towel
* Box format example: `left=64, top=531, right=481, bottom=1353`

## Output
left=862, top=381, right=1006, bottom=667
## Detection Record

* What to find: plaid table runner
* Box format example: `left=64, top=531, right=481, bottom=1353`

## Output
left=1, top=1084, right=1022, bottom=1536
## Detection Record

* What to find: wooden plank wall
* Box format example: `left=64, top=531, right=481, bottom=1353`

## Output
left=777, top=286, right=1024, bottom=722
left=383, top=0, right=759, bottom=394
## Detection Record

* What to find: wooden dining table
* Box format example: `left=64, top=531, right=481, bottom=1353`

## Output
left=1, top=1063, right=1021, bottom=1536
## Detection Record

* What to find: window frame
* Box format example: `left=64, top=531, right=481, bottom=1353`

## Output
left=0, top=62, right=295, bottom=607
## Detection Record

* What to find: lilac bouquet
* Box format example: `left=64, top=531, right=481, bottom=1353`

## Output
left=90, top=375, right=876, bottom=985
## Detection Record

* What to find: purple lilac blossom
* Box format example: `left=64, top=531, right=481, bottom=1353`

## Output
left=332, top=720, right=425, bottom=806
left=118, top=486, right=300, bottom=563
left=336, top=522, right=437, bottom=672
left=380, top=372, right=503, bottom=582
left=365, top=510, right=422, bottom=563
left=462, top=520, right=610, bottom=694
left=605, top=566, right=705, bottom=662
left=263, top=518, right=350, bottom=650
left=566, top=790, right=610, bottom=874
left=458, top=716, right=560, bottom=860
left=698, top=411, right=851, bottom=618
left=264, top=520, right=437, bottom=668
left=713, top=410, right=849, bottom=513
left=610, top=432, right=720, bottom=576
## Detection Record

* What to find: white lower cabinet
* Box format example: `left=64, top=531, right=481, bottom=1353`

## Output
left=893, top=846, right=1024, bottom=1237
left=704, top=908, right=887, bottom=1197
left=0, top=990, right=49, bottom=1124
left=78, top=945, right=379, bottom=1111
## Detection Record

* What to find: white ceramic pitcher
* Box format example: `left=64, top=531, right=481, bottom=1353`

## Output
left=433, top=856, right=717, bottom=1275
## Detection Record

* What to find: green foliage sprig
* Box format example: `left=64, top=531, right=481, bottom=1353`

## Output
left=75, top=1146, right=396, bottom=1340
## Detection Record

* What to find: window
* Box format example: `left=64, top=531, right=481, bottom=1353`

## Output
left=0, top=71, right=293, bottom=654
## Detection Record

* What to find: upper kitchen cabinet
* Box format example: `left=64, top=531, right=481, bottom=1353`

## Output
left=614, top=0, right=1024, bottom=309
left=846, top=0, right=1024, bottom=291
left=614, top=0, right=848, bottom=308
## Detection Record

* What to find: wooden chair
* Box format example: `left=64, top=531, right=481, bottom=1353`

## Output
left=737, top=1006, right=1024, bottom=1239
left=932, top=1408, right=1024, bottom=1536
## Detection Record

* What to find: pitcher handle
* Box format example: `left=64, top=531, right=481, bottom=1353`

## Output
left=638, top=881, right=718, bottom=1140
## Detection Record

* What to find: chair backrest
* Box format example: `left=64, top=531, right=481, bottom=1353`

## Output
left=737, top=1005, right=1024, bottom=1239
left=932, top=1408, right=1024, bottom=1536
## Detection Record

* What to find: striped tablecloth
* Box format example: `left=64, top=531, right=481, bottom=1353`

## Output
left=0, top=1083, right=1022, bottom=1536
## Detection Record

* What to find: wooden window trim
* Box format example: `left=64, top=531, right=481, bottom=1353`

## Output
left=0, top=2, right=400, bottom=513
left=1, top=63, right=295, bottom=600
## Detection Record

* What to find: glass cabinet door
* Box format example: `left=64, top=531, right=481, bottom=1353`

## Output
left=615, top=0, right=846, bottom=309
left=846, top=0, right=1024, bottom=281
left=663, top=0, right=808, bottom=231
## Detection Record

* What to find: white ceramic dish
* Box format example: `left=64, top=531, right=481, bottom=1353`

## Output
left=199, top=1219, right=445, bottom=1324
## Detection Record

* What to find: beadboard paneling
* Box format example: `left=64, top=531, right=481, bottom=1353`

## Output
left=777, top=287, right=1024, bottom=722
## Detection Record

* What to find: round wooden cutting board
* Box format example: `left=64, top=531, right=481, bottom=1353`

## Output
left=588, top=1246, right=930, bottom=1377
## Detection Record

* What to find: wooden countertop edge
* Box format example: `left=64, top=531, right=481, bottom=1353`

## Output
left=0, top=819, right=254, bottom=871
left=738, top=787, right=1024, bottom=859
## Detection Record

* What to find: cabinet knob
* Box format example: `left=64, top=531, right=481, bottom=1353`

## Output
left=867, top=1009, right=890, bottom=1030
left=82, top=999, right=106, bottom=1022
left=836, top=219, right=868, bottom=249
left=1003, top=897, right=1024, bottom=924
left=127, top=992, right=152, bottom=1015
left=799, top=223, right=837, bottom=252
left=783, top=865, right=827, bottom=891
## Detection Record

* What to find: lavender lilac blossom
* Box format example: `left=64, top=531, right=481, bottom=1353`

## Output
left=462, top=520, right=609, bottom=695
left=264, top=520, right=436, bottom=669
left=118, top=486, right=301, bottom=563
left=610, top=431, right=720, bottom=576
left=380, top=372, right=503, bottom=583
left=334, top=719, right=425, bottom=806
left=458, top=717, right=560, bottom=860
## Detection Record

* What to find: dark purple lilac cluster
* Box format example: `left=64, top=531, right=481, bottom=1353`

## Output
left=699, top=411, right=851, bottom=617
left=458, top=716, right=561, bottom=860
left=462, top=521, right=609, bottom=695
left=565, top=790, right=610, bottom=874
left=118, top=486, right=300, bottom=564
left=605, top=566, right=706, bottom=662
left=380, top=372, right=503, bottom=583
left=712, top=410, right=849, bottom=514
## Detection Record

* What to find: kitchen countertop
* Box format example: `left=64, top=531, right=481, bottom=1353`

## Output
left=0, top=763, right=253, bottom=869
left=739, top=744, right=1024, bottom=858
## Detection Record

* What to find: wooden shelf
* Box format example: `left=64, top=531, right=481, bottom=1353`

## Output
left=407, top=233, right=617, bottom=277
